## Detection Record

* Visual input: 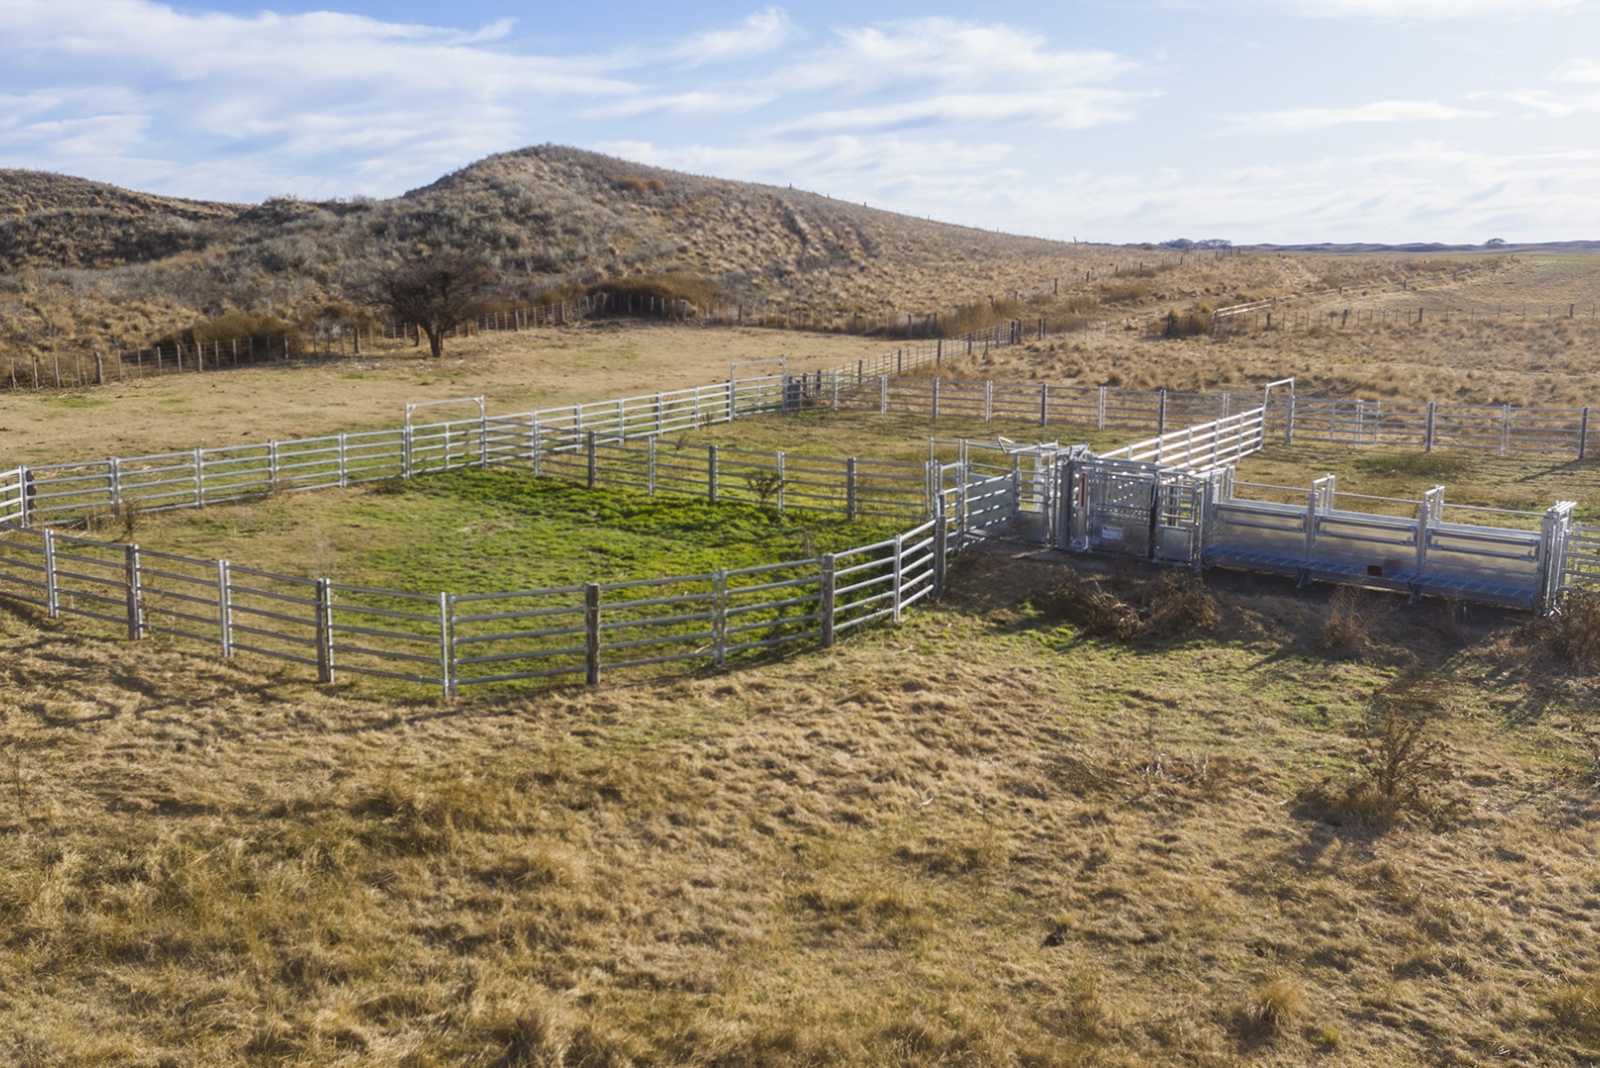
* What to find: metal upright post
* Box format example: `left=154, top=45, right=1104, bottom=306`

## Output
left=42, top=529, right=59, bottom=618
left=586, top=431, right=598, bottom=489
left=712, top=570, right=728, bottom=669
left=315, top=578, right=334, bottom=685
left=1039, top=383, right=1049, bottom=426
left=193, top=448, right=204, bottom=508
left=933, top=496, right=948, bottom=598
left=1424, top=401, right=1437, bottom=452
left=984, top=380, right=994, bottom=422
left=338, top=433, right=349, bottom=487
left=879, top=375, right=889, bottom=415
left=124, top=543, right=143, bottom=640
left=108, top=457, right=121, bottom=516
left=931, top=377, right=941, bottom=421
left=1580, top=407, right=1591, bottom=461
left=1097, top=386, right=1107, bottom=431
left=891, top=534, right=904, bottom=623
left=439, top=591, right=455, bottom=698
left=846, top=457, right=858, bottom=520
left=647, top=436, right=658, bottom=495
left=217, top=560, right=233, bottom=657
left=776, top=451, right=786, bottom=513
left=819, top=554, right=836, bottom=648
left=655, top=392, right=664, bottom=434
left=708, top=444, right=719, bottom=503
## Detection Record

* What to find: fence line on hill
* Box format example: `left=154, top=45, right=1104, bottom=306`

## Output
left=1210, top=301, right=1600, bottom=337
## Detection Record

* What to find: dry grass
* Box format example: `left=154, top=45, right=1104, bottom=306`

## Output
left=3, top=547, right=1598, bottom=1065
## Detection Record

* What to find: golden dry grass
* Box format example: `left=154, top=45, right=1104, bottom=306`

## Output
left=2, top=552, right=1598, bottom=1066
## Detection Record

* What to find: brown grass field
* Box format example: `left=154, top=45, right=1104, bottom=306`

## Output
left=4, top=257, right=1600, bottom=1066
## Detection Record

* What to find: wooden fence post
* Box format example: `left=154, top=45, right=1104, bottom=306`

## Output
left=819, top=554, right=836, bottom=648
left=708, top=444, right=719, bottom=503
left=1039, top=383, right=1049, bottom=426
left=584, top=583, right=601, bottom=686
left=1424, top=402, right=1437, bottom=452
left=124, top=543, right=143, bottom=640
left=1157, top=389, right=1168, bottom=436
left=1580, top=407, right=1590, bottom=461
left=1097, top=386, right=1107, bottom=431
left=846, top=457, right=858, bottom=520
left=879, top=374, right=889, bottom=414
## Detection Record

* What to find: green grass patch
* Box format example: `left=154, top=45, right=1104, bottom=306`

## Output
left=1351, top=450, right=1475, bottom=482
left=131, top=468, right=903, bottom=594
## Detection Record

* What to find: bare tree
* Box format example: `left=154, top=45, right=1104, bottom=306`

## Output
left=356, top=250, right=497, bottom=358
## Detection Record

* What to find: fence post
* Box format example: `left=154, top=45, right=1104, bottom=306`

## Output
left=584, top=583, right=601, bottom=686
left=727, top=379, right=737, bottom=422
left=1501, top=404, right=1512, bottom=457
left=1097, top=386, right=1107, bottom=431
left=338, top=433, right=349, bottom=487
left=984, top=380, right=993, bottom=422
left=831, top=371, right=840, bottom=411
left=1580, top=406, right=1590, bottom=461
left=398, top=427, right=409, bottom=480
left=846, top=457, right=858, bottom=520
left=933, top=495, right=948, bottom=599
left=1039, top=383, right=1049, bottom=426
left=314, top=578, right=335, bottom=684
left=655, top=392, right=664, bottom=434
left=891, top=534, right=904, bottom=623
left=1424, top=401, right=1437, bottom=452
left=1284, top=393, right=1296, bottom=446
left=1157, top=389, right=1168, bottom=437
left=776, top=451, right=786, bottom=512
left=712, top=570, right=728, bottom=669
left=108, top=456, right=122, bottom=516
left=705, top=444, right=719, bottom=503
left=480, top=411, right=490, bottom=469
left=439, top=591, right=455, bottom=698
left=931, top=377, right=941, bottom=421
left=586, top=431, right=598, bottom=489
left=42, top=529, right=59, bottom=618
left=879, top=374, right=889, bottom=415
left=819, top=554, right=836, bottom=648
left=217, top=560, right=233, bottom=656
left=124, top=543, right=143, bottom=640
left=647, top=435, right=658, bottom=495
left=936, top=338, right=943, bottom=366
left=857, top=359, right=864, bottom=385
left=193, top=448, right=204, bottom=508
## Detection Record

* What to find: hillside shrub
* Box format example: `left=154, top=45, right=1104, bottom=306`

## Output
left=1531, top=590, right=1600, bottom=674
left=1032, top=570, right=1218, bottom=642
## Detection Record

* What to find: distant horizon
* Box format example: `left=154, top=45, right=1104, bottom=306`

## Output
left=5, top=1, right=1600, bottom=244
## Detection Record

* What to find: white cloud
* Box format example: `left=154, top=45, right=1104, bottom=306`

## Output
left=775, top=18, right=1133, bottom=94
left=671, top=7, right=795, bottom=66
left=778, top=90, right=1153, bottom=134
left=1243, top=100, right=1495, bottom=131
left=1554, top=57, right=1600, bottom=82
left=581, top=91, right=776, bottom=120
left=1275, top=0, right=1582, bottom=17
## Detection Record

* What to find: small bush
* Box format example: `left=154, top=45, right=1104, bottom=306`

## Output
left=1032, top=570, right=1217, bottom=642
left=1539, top=591, right=1600, bottom=674
left=1300, top=683, right=1462, bottom=832
left=1238, top=977, right=1306, bottom=1040
left=1322, top=588, right=1371, bottom=658
left=1547, top=977, right=1600, bottom=1039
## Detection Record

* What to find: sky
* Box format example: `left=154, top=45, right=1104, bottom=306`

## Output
left=3, top=0, right=1600, bottom=244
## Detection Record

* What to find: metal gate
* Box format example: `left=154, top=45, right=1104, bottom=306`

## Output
left=1560, top=521, right=1600, bottom=597
left=1295, top=398, right=1381, bottom=446
left=1057, top=458, right=1212, bottom=565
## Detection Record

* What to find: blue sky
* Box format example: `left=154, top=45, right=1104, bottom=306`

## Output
left=3, top=0, right=1599, bottom=243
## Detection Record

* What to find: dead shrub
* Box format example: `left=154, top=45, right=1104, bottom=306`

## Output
left=1033, top=570, right=1217, bottom=642
left=1145, top=572, right=1220, bottom=637
left=1236, top=977, right=1306, bottom=1040
left=1534, top=591, right=1600, bottom=674
left=1547, top=977, right=1600, bottom=1040
left=1300, top=683, right=1463, bottom=832
left=1322, top=587, right=1371, bottom=658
